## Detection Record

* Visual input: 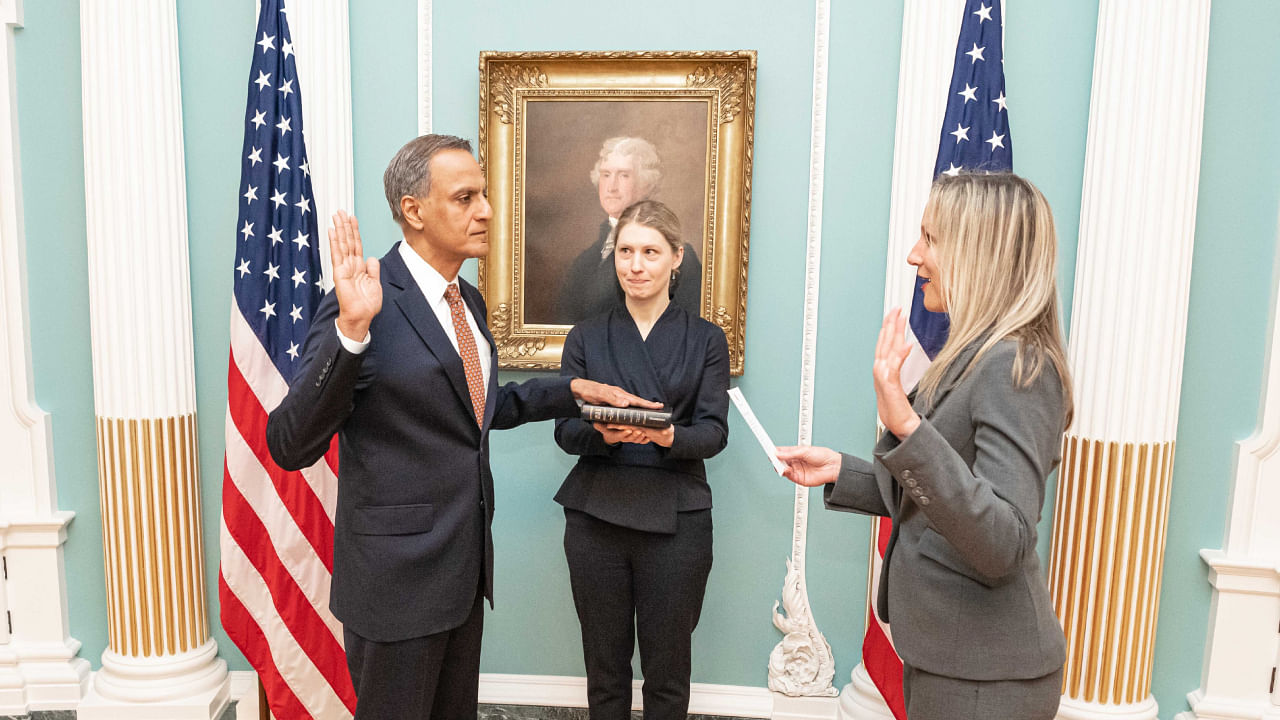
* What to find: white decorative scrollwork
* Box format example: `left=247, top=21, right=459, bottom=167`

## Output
left=769, top=0, right=837, bottom=699
left=769, top=559, right=837, bottom=696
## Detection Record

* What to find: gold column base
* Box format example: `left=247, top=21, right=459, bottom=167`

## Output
left=1048, top=435, right=1175, bottom=705
left=96, top=414, right=209, bottom=659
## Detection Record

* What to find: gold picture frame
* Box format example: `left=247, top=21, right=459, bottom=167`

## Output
left=477, top=51, right=757, bottom=376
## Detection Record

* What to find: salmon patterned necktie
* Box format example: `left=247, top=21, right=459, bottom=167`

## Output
left=444, top=284, right=486, bottom=426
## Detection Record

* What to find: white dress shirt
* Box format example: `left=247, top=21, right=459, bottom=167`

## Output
left=336, top=241, right=493, bottom=388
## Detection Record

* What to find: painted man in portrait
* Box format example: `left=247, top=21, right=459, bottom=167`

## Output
left=556, top=136, right=703, bottom=324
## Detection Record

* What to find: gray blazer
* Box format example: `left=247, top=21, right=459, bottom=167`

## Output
left=825, top=338, right=1067, bottom=681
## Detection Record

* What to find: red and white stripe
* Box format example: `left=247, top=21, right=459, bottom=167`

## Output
left=219, top=305, right=356, bottom=718
left=863, top=517, right=906, bottom=719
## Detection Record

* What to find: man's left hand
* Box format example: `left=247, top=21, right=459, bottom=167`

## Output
left=571, top=379, right=662, bottom=409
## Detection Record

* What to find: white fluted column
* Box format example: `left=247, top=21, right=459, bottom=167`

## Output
left=76, top=2, right=229, bottom=717
left=837, top=2, right=962, bottom=717
left=281, top=0, right=353, bottom=288
left=0, top=0, right=91, bottom=714
left=768, top=0, right=838, bottom=712
left=1047, top=3, right=1211, bottom=720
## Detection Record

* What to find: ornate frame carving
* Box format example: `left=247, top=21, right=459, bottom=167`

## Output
left=477, top=51, right=756, bottom=375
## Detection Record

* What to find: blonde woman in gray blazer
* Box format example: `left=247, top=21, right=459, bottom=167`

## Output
left=778, top=172, right=1073, bottom=720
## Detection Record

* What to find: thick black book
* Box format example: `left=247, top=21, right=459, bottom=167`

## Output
left=579, top=403, right=672, bottom=428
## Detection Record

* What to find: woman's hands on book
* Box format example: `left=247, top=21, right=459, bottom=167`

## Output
left=592, top=423, right=674, bottom=447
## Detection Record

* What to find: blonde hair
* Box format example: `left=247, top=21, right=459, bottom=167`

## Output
left=917, top=172, right=1074, bottom=427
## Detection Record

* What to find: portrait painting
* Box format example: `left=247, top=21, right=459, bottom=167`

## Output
left=523, top=102, right=708, bottom=327
left=478, top=51, right=757, bottom=375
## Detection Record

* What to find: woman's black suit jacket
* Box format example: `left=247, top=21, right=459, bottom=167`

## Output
left=554, top=305, right=730, bottom=533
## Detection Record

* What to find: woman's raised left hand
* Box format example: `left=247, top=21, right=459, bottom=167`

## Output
left=874, top=308, right=920, bottom=439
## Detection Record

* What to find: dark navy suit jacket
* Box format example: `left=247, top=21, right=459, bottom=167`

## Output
left=266, top=243, right=577, bottom=642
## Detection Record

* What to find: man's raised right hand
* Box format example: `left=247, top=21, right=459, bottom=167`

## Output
left=329, top=210, right=382, bottom=340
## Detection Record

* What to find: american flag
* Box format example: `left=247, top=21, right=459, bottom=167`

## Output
left=218, top=1, right=356, bottom=717
left=864, top=2, right=1012, bottom=719
left=911, top=0, right=1012, bottom=359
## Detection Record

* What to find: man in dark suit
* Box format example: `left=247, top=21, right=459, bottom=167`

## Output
left=266, top=134, right=655, bottom=720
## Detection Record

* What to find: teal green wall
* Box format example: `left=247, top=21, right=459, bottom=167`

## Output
left=13, top=0, right=104, bottom=669
left=1154, top=0, right=1280, bottom=711
left=175, top=0, right=259, bottom=670
left=429, top=0, right=822, bottom=685
left=11, top=1, right=1279, bottom=717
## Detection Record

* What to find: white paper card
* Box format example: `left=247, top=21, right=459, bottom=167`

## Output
left=727, top=387, right=787, bottom=476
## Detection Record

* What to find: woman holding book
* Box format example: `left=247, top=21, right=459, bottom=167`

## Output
left=776, top=173, right=1072, bottom=720
left=553, top=200, right=729, bottom=719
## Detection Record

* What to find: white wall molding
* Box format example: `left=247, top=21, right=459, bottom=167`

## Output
left=770, top=0, right=836, bottom=699
left=0, top=516, right=90, bottom=714
left=281, top=0, right=353, bottom=287
left=773, top=693, right=840, bottom=720
left=0, top=0, right=51, bottom=516
left=838, top=1, right=964, bottom=716
left=0, top=3, right=90, bottom=715
left=228, top=671, right=260, bottom=720
left=1217, top=210, right=1280, bottom=561
left=417, top=0, right=431, bottom=135
left=0, top=0, right=21, bottom=27
left=1182, top=550, right=1280, bottom=720
left=1179, top=214, right=1280, bottom=720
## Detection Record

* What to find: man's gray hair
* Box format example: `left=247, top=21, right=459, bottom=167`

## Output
left=383, top=134, right=473, bottom=225
left=589, top=136, right=662, bottom=197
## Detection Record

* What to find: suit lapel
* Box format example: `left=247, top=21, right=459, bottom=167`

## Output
left=383, top=247, right=476, bottom=427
